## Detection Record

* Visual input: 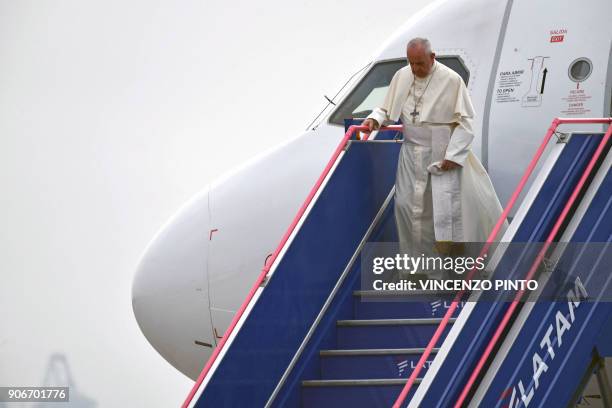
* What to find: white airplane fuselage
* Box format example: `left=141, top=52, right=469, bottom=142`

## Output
left=131, top=0, right=612, bottom=380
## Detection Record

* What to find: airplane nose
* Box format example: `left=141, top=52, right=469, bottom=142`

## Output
left=131, top=189, right=214, bottom=380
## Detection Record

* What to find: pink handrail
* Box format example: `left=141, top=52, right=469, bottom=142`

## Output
left=182, top=123, right=402, bottom=408
left=454, top=119, right=612, bottom=407
left=393, top=117, right=612, bottom=408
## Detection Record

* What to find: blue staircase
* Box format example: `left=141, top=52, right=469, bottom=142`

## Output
left=190, top=131, right=413, bottom=408
left=297, top=290, right=459, bottom=407
left=410, top=132, right=612, bottom=407
left=469, top=143, right=612, bottom=408
left=184, top=122, right=612, bottom=408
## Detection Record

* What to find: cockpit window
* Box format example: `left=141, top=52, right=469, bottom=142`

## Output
left=328, top=56, right=470, bottom=126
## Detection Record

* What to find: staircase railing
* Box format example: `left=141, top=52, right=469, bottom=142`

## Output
left=182, top=123, right=402, bottom=408
left=393, top=117, right=612, bottom=408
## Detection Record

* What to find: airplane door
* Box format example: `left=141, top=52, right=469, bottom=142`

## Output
left=486, top=0, right=612, bottom=208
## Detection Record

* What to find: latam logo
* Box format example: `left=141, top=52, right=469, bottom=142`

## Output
left=397, top=359, right=409, bottom=376
left=431, top=300, right=442, bottom=315
left=501, top=276, right=588, bottom=408
left=395, top=359, right=433, bottom=376
left=430, top=300, right=466, bottom=316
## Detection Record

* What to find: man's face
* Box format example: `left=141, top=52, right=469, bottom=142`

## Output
left=407, top=46, right=435, bottom=78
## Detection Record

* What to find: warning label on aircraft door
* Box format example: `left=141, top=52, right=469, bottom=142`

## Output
left=495, top=57, right=549, bottom=106
left=521, top=57, right=549, bottom=107
left=561, top=89, right=591, bottom=116
left=495, top=69, right=525, bottom=103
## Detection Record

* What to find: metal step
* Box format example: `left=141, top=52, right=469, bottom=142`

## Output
left=319, top=347, right=439, bottom=356
left=302, top=378, right=421, bottom=387
left=336, top=317, right=455, bottom=349
left=318, top=347, right=439, bottom=380
left=301, top=378, right=422, bottom=407
left=337, top=318, right=455, bottom=326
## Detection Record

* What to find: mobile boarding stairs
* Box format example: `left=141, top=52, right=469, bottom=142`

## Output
left=183, top=117, right=612, bottom=408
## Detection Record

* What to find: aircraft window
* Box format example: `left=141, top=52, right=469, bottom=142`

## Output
left=438, top=56, right=470, bottom=85
left=329, top=57, right=470, bottom=126
left=329, top=60, right=406, bottom=126
left=568, top=57, right=593, bottom=82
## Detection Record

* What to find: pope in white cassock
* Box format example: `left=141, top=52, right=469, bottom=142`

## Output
left=363, top=38, right=505, bottom=274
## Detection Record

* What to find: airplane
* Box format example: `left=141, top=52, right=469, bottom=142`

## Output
left=131, top=0, right=612, bottom=394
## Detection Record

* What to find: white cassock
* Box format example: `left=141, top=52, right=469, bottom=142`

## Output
left=367, top=60, right=505, bottom=257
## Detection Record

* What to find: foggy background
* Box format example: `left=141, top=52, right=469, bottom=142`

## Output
left=0, top=0, right=431, bottom=406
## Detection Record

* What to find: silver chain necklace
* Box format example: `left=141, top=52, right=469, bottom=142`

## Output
left=409, top=62, right=437, bottom=124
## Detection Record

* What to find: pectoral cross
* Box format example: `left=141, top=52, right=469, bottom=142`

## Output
left=410, top=107, right=419, bottom=124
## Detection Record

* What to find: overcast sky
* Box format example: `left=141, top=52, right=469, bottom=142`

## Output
left=0, top=1, right=430, bottom=406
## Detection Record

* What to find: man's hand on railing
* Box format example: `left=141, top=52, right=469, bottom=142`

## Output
left=362, top=118, right=379, bottom=134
